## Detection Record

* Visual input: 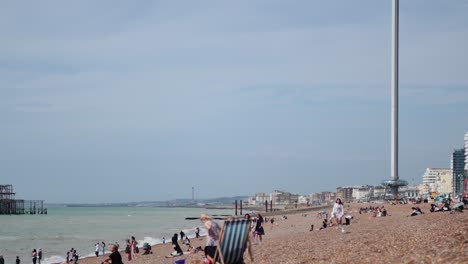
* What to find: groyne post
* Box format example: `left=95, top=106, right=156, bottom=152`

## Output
left=235, top=200, right=238, bottom=216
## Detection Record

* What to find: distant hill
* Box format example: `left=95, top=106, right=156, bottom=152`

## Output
left=59, top=195, right=249, bottom=208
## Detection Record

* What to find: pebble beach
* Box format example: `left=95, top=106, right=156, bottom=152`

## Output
left=74, top=203, right=467, bottom=264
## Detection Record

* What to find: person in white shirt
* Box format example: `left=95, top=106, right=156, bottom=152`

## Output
left=331, top=198, right=344, bottom=225
left=95, top=243, right=100, bottom=257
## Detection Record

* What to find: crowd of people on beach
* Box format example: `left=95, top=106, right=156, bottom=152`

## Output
left=359, top=205, right=388, bottom=217
left=8, top=196, right=465, bottom=264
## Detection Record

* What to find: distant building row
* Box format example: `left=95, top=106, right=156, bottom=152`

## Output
left=419, top=131, right=468, bottom=198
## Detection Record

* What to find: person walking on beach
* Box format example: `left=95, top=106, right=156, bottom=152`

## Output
left=180, top=230, right=185, bottom=241
left=195, top=227, right=200, bottom=239
left=31, top=249, right=37, bottom=264
left=72, top=250, right=78, bottom=264
left=66, top=251, right=70, bottom=263
left=131, top=236, right=138, bottom=260
left=200, top=213, right=221, bottom=262
left=101, top=244, right=123, bottom=264
left=101, top=242, right=106, bottom=255
left=95, top=243, right=100, bottom=257
left=254, top=214, right=265, bottom=244
left=125, top=239, right=132, bottom=261
left=37, top=248, right=42, bottom=264
left=331, top=198, right=344, bottom=225
left=16, top=256, right=21, bottom=264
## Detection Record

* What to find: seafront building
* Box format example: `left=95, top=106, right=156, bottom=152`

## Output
left=247, top=192, right=267, bottom=206
left=269, top=190, right=299, bottom=205
left=399, top=186, right=420, bottom=199
left=298, top=195, right=309, bottom=204
left=465, top=132, right=468, bottom=174
left=308, top=192, right=335, bottom=204
left=421, top=168, right=452, bottom=196
left=451, top=148, right=466, bottom=197
left=352, top=186, right=372, bottom=201
left=336, top=187, right=353, bottom=202
left=248, top=191, right=301, bottom=206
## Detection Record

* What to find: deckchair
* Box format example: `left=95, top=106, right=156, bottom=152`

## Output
left=210, top=219, right=253, bottom=264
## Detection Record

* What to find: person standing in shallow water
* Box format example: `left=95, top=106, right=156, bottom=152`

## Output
left=31, top=249, right=37, bottom=264
left=101, top=242, right=106, bottom=255
left=95, top=243, right=100, bottom=257
left=37, top=249, right=42, bottom=264
left=131, top=236, right=138, bottom=260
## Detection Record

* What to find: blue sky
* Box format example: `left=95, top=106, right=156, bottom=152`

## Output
left=1, top=1, right=467, bottom=203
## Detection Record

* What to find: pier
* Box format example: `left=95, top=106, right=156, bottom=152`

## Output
left=0, top=184, right=47, bottom=215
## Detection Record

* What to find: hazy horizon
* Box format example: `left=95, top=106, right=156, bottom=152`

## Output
left=1, top=0, right=468, bottom=203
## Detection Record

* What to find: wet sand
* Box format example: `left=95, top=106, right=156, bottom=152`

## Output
left=74, top=203, right=467, bottom=264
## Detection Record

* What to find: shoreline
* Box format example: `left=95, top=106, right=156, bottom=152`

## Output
left=70, top=202, right=467, bottom=264
left=55, top=205, right=329, bottom=264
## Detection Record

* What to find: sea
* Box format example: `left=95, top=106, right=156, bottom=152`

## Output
left=0, top=206, right=235, bottom=264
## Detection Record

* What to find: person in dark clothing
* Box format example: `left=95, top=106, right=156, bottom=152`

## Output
left=32, top=249, right=37, bottom=264
left=195, top=227, right=200, bottom=239
left=179, top=231, right=185, bottom=241
left=171, top=233, right=183, bottom=256
left=38, top=249, right=42, bottom=264
left=320, top=219, right=328, bottom=230
left=16, top=256, right=21, bottom=264
left=101, top=244, right=123, bottom=264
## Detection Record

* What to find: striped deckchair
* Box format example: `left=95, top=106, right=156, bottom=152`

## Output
left=211, top=219, right=252, bottom=264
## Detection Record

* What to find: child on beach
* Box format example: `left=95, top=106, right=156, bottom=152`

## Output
left=180, top=230, right=185, bottom=241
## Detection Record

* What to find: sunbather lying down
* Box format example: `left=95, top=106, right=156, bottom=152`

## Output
left=430, top=203, right=451, bottom=212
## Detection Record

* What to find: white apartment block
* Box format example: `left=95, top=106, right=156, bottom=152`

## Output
left=399, top=186, right=420, bottom=198
left=352, top=186, right=371, bottom=201
left=298, top=195, right=309, bottom=204
left=465, top=132, right=468, bottom=172
left=422, top=168, right=452, bottom=195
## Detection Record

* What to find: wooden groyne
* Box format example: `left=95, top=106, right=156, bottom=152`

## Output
left=0, top=184, right=47, bottom=215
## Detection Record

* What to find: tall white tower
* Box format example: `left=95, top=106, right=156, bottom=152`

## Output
left=383, top=0, right=407, bottom=196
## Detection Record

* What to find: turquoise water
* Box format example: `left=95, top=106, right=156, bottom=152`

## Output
left=0, top=207, right=233, bottom=264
